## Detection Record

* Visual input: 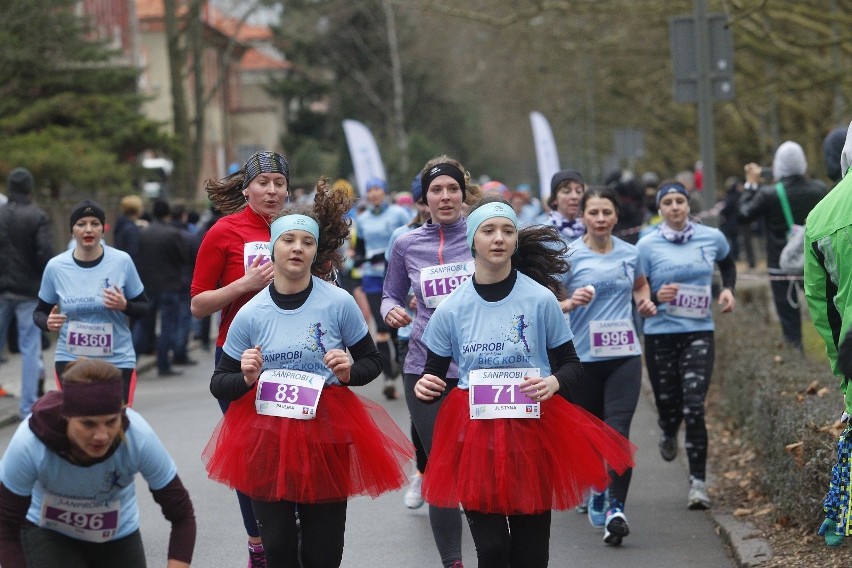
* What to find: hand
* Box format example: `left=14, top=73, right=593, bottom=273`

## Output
left=241, top=345, right=263, bottom=386
left=718, top=288, right=736, bottom=313
left=384, top=306, right=412, bottom=329
left=519, top=375, right=558, bottom=402
left=656, top=283, right=680, bottom=304
left=569, top=286, right=595, bottom=309
left=744, top=162, right=762, bottom=185
left=324, top=349, right=351, bottom=383
left=636, top=297, right=657, bottom=317
left=47, top=306, right=67, bottom=332
left=102, top=285, right=127, bottom=311
left=415, top=374, right=446, bottom=401
left=242, top=255, right=275, bottom=293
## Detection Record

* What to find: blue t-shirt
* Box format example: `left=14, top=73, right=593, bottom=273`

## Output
left=423, top=272, right=572, bottom=389
left=637, top=224, right=730, bottom=335
left=224, top=277, right=369, bottom=385
left=562, top=237, right=643, bottom=361
left=355, top=204, right=411, bottom=279
left=38, top=247, right=145, bottom=367
left=0, top=409, right=176, bottom=541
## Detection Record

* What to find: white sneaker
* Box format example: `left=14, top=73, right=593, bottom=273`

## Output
left=404, top=473, right=424, bottom=509
left=688, top=477, right=711, bottom=510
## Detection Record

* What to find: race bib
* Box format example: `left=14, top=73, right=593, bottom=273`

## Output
left=255, top=369, right=325, bottom=420
left=67, top=321, right=113, bottom=356
left=667, top=284, right=711, bottom=319
left=244, top=241, right=271, bottom=272
left=420, top=261, right=475, bottom=309
left=589, top=319, right=638, bottom=357
left=469, top=368, right=540, bottom=420
left=40, top=493, right=120, bottom=543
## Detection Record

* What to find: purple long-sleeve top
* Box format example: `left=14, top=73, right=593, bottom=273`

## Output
left=381, top=216, right=471, bottom=377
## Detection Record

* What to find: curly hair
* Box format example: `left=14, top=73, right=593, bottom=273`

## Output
left=272, top=177, right=353, bottom=281
left=468, top=196, right=569, bottom=300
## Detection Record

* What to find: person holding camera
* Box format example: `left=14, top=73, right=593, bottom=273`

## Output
left=738, top=141, right=827, bottom=349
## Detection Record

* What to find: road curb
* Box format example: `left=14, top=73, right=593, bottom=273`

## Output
left=711, top=512, right=772, bottom=567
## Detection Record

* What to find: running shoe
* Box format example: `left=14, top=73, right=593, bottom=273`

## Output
left=659, top=433, right=678, bottom=462
left=603, top=505, right=629, bottom=546
left=0, top=387, right=12, bottom=398
left=575, top=496, right=588, bottom=514
left=587, top=490, right=608, bottom=528
left=404, top=472, right=424, bottom=509
left=382, top=377, right=398, bottom=400
left=688, top=477, right=711, bottom=510
left=247, top=541, right=266, bottom=568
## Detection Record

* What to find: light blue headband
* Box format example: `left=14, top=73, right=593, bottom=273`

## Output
left=270, top=214, right=320, bottom=252
left=466, top=202, right=518, bottom=252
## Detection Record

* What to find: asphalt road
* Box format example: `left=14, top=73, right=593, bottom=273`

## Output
left=0, top=348, right=736, bottom=567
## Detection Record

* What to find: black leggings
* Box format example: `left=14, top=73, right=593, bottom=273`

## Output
left=644, top=331, right=714, bottom=480
left=251, top=499, right=348, bottom=568
left=572, top=356, right=641, bottom=505
left=464, top=510, right=551, bottom=568
left=215, top=347, right=260, bottom=538
left=403, top=372, right=463, bottom=567
left=21, top=524, right=146, bottom=568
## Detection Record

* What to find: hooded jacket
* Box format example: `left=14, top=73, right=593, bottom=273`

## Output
left=738, top=141, right=827, bottom=268
left=0, top=192, right=54, bottom=298
left=804, top=120, right=852, bottom=414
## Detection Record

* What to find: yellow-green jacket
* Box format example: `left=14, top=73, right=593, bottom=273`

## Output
left=804, top=163, right=852, bottom=414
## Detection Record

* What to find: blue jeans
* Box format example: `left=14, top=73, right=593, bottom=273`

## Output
left=142, top=290, right=182, bottom=373
left=0, top=298, right=41, bottom=416
left=173, top=290, right=192, bottom=361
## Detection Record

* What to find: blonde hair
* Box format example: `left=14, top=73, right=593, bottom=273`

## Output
left=120, top=195, right=143, bottom=216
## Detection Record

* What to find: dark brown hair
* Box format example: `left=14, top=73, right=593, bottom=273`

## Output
left=580, top=185, right=621, bottom=216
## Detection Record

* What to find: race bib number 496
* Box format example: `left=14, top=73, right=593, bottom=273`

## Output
left=468, top=368, right=540, bottom=419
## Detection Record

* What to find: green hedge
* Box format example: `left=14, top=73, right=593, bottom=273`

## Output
left=713, top=283, right=841, bottom=526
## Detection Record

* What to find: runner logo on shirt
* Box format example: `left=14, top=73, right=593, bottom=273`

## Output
left=507, top=314, right=531, bottom=353
left=304, top=322, right=328, bottom=355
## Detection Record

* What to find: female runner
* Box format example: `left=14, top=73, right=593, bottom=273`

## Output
left=416, top=197, right=635, bottom=567
left=539, top=169, right=586, bottom=239
left=34, top=200, right=148, bottom=405
left=190, top=150, right=289, bottom=565
left=637, top=180, right=736, bottom=509
left=561, top=186, right=656, bottom=545
left=382, top=157, right=475, bottom=568
left=203, top=181, right=413, bottom=567
left=0, top=358, right=196, bottom=568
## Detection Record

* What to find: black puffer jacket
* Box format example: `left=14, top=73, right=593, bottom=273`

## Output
left=737, top=174, right=826, bottom=268
left=0, top=193, right=54, bottom=298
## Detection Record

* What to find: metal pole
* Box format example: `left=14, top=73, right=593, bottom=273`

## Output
left=694, top=0, right=716, bottom=214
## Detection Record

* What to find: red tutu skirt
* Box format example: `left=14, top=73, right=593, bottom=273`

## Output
left=422, top=389, right=635, bottom=515
left=203, top=385, right=414, bottom=502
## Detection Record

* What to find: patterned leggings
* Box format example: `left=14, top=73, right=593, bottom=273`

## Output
left=824, top=426, right=852, bottom=536
left=644, top=331, right=714, bottom=481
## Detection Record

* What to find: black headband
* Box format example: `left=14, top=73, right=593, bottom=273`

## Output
left=420, top=163, right=466, bottom=203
